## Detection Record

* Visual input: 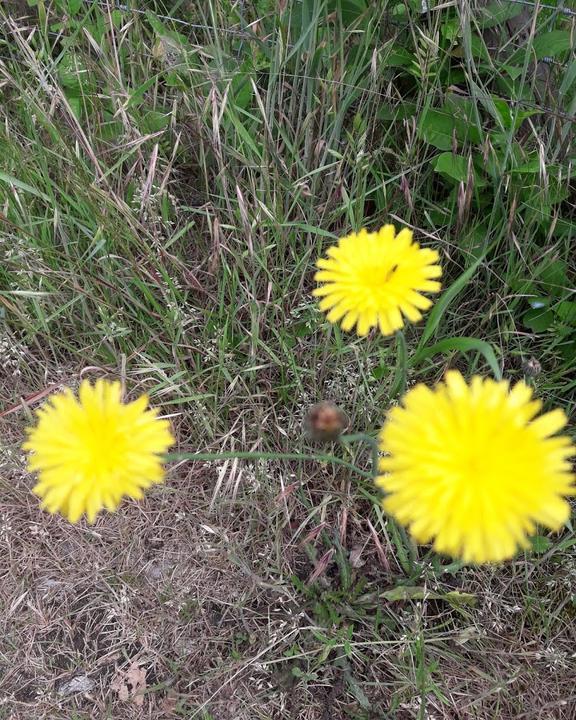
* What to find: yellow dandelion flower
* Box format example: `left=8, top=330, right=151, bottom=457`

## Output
left=313, top=225, right=442, bottom=336
left=376, top=371, right=575, bottom=564
left=23, top=379, right=175, bottom=523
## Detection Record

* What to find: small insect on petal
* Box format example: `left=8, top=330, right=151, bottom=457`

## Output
left=313, top=224, right=442, bottom=337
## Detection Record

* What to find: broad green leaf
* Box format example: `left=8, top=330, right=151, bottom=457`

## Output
left=532, top=31, right=572, bottom=60
left=418, top=109, right=454, bottom=151
left=469, top=34, right=490, bottom=62
left=66, top=95, right=82, bottom=120
left=126, top=77, right=159, bottom=109
left=477, top=0, right=523, bottom=28
left=441, top=18, right=460, bottom=42
left=372, top=364, right=387, bottom=380
left=434, top=152, right=486, bottom=186
left=523, top=308, right=554, bottom=332
left=556, top=301, right=576, bottom=326
left=528, top=296, right=550, bottom=310
left=434, top=152, right=470, bottom=182
left=145, top=10, right=190, bottom=48
left=443, top=95, right=482, bottom=144
left=538, top=260, right=568, bottom=294
left=444, top=591, right=477, bottom=607
left=492, top=98, right=513, bottom=129
left=378, top=101, right=417, bottom=122
left=502, top=64, right=523, bottom=80
left=383, top=46, right=414, bottom=68
left=559, top=337, right=576, bottom=361
left=327, top=0, right=368, bottom=24
left=141, top=109, right=171, bottom=133
left=512, top=156, right=541, bottom=174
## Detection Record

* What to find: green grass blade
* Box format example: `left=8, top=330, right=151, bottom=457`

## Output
left=413, top=336, right=502, bottom=380
left=415, top=252, right=487, bottom=356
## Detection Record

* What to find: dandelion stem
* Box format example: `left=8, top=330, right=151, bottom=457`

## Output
left=165, top=450, right=373, bottom=478
left=389, top=329, right=408, bottom=397
left=340, top=432, right=380, bottom=478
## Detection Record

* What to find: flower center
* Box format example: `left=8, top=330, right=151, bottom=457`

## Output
left=358, top=262, right=399, bottom=291
left=78, top=424, right=127, bottom=478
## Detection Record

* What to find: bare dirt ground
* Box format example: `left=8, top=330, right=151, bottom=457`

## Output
left=2, top=392, right=576, bottom=720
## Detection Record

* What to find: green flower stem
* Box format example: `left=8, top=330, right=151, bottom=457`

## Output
left=389, top=329, right=408, bottom=398
left=164, top=450, right=374, bottom=479
left=340, top=432, right=380, bottom=478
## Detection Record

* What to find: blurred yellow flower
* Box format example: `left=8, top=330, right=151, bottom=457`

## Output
left=24, top=379, right=174, bottom=523
left=376, top=371, right=575, bottom=564
left=313, top=225, right=441, bottom=336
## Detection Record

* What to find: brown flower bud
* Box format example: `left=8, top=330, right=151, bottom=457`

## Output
left=522, top=357, right=542, bottom=377
left=304, top=401, right=349, bottom=442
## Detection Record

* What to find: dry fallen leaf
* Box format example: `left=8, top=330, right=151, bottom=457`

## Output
left=349, top=544, right=366, bottom=569
left=159, top=691, right=179, bottom=715
left=110, top=662, right=147, bottom=707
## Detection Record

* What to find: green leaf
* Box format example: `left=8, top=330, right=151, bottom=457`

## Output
left=469, top=34, right=490, bottom=62
left=559, top=59, right=576, bottom=98
left=528, top=296, right=550, bottom=310
left=141, top=109, right=171, bottom=133
left=383, top=45, right=414, bottom=68
left=381, top=586, right=428, bottom=601
left=66, top=95, right=82, bottom=120
left=556, top=301, right=576, bottom=326
left=434, top=152, right=486, bottom=186
left=523, top=308, right=554, bottom=332
left=345, top=674, right=371, bottom=709
left=126, top=76, right=159, bottom=109
left=441, top=18, right=460, bottom=42
left=559, top=337, right=576, bottom=362
left=492, top=98, right=513, bottom=129
left=460, top=224, right=488, bottom=261
left=502, top=64, right=523, bottom=80
left=327, top=0, right=368, bottom=24
left=512, top=156, right=541, bottom=174
left=434, top=152, right=470, bottom=182
left=418, top=109, right=454, bottom=151
left=443, top=591, right=477, bottom=608
left=538, top=260, right=568, bottom=295
left=145, top=10, right=191, bottom=48
left=414, top=337, right=501, bottom=379
left=477, top=0, right=523, bottom=28
left=415, top=252, right=487, bottom=353
left=532, top=31, right=572, bottom=60
left=443, top=95, right=482, bottom=144
left=0, top=171, right=52, bottom=202
left=372, top=364, right=387, bottom=380
left=380, top=586, right=476, bottom=607
left=378, top=101, right=417, bottom=122
left=530, top=536, right=552, bottom=554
